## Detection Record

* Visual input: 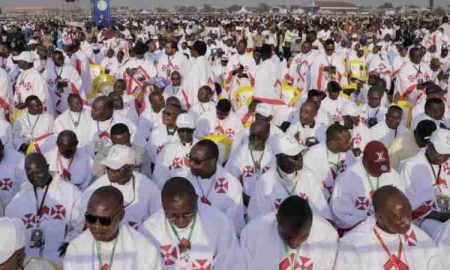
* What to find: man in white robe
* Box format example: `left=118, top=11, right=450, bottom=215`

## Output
left=5, top=153, right=82, bottom=266
left=157, top=40, right=190, bottom=80
left=140, top=177, right=242, bottom=270
left=65, top=43, right=92, bottom=96
left=303, top=124, right=356, bottom=200
left=190, top=85, right=216, bottom=120
left=53, top=94, right=92, bottom=149
left=320, top=81, right=350, bottom=124
left=331, top=141, right=404, bottom=235
left=44, top=131, right=93, bottom=191
left=242, top=196, right=338, bottom=270
left=64, top=186, right=163, bottom=270
left=0, top=116, right=13, bottom=147
left=0, top=67, right=13, bottom=117
left=153, top=113, right=197, bottom=187
left=135, top=92, right=165, bottom=147
left=77, top=145, right=161, bottom=231
left=12, top=96, right=54, bottom=153
left=334, top=186, right=444, bottom=270
left=367, top=43, right=393, bottom=90
left=0, top=217, right=60, bottom=269
left=412, top=97, right=448, bottom=129
left=248, top=135, right=331, bottom=221
left=371, top=105, right=412, bottom=149
left=400, top=128, right=450, bottom=239
left=359, top=86, right=388, bottom=128
left=285, top=41, right=315, bottom=92
left=225, top=40, right=256, bottom=94
left=341, top=103, right=371, bottom=155
left=176, top=140, right=245, bottom=233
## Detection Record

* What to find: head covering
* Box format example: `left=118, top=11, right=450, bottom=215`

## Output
left=12, top=51, right=34, bottom=63
left=430, top=128, right=450, bottom=155
left=342, top=102, right=361, bottom=117
left=176, top=113, right=195, bottom=129
left=27, top=39, right=39, bottom=46
left=0, top=217, right=26, bottom=263
left=415, top=120, right=437, bottom=144
left=426, top=84, right=446, bottom=96
left=363, top=141, right=391, bottom=175
left=101, top=145, right=136, bottom=170
left=276, top=136, right=306, bottom=156
left=255, top=103, right=273, bottom=118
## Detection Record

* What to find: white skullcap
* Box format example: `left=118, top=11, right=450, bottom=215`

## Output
left=176, top=113, right=195, bottom=129
left=0, top=217, right=26, bottom=263
left=255, top=103, right=273, bottom=118
left=430, top=128, right=450, bottom=155
left=342, top=102, right=361, bottom=117
left=276, top=135, right=306, bottom=156
left=101, top=145, right=136, bottom=170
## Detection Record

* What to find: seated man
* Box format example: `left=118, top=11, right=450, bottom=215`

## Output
left=190, top=85, right=216, bottom=120
left=64, top=186, right=163, bottom=270
left=331, top=141, right=404, bottom=234
left=334, top=186, right=444, bottom=270
left=341, top=102, right=370, bottom=157
left=412, top=97, right=447, bottom=129
left=140, top=177, right=242, bottom=270
left=320, top=81, right=350, bottom=124
left=248, top=136, right=331, bottom=221
left=371, top=105, right=412, bottom=148
left=135, top=91, right=165, bottom=146
left=0, top=217, right=60, bottom=269
left=400, top=128, right=450, bottom=239
left=241, top=196, right=338, bottom=270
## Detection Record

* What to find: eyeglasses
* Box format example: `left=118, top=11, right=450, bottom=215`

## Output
left=166, top=212, right=196, bottom=222
left=85, top=211, right=121, bottom=226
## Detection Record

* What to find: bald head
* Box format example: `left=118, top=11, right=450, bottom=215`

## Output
left=373, top=186, right=409, bottom=212
left=25, top=152, right=47, bottom=168
left=88, top=186, right=124, bottom=211
left=25, top=153, right=51, bottom=188
left=162, top=177, right=197, bottom=205
left=250, top=119, right=270, bottom=135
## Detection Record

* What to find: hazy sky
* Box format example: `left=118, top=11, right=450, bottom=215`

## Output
left=1, top=0, right=447, bottom=9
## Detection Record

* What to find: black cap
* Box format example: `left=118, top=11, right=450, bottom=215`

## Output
left=426, top=84, right=446, bottom=96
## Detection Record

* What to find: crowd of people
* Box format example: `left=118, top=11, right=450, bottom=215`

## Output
left=2, top=11, right=450, bottom=269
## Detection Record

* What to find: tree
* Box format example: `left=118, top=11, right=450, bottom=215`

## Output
left=435, top=7, right=446, bottom=16
left=258, top=3, right=270, bottom=12
left=228, top=5, right=241, bottom=12
left=202, top=4, right=214, bottom=12
left=155, top=7, right=168, bottom=12
left=378, top=2, right=394, bottom=9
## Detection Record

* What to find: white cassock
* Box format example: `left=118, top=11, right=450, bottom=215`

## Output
left=0, top=67, right=13, bottom=115
left=190, top=101, right=216, bottom=120
left=392, top=55, right=407, bottom=79
left=176, top=166, right=245, bottom=233
left=399, top=151, right=450, bottom=238
left=253, top=58, right=282, bottom=104
left=370, top=121, right=412, bottom=148
left=194, top=110, right=243, bottom=140
left=224, top=143, right=276, bottom=197
left=331, top=161, right=404, bottom=232
left=320, top=96, right=350, bottom=124
left=181, top=55, right=215, bottom=109
left=157, top=52, right=190, bottom=79
left=100, top=56, right=120, bottom=75
left=64, top=224, right=163, bottom=270
left=241, top=213, right=338, bottom=270
left=359, top=104, right=387, bottom=127
left=285, top=121, right=327, bottom=147
left=412, top=113, right=446, bottom=130
left=139, top=205, right=243, bottom=270
left=247, top=168, right=332, bottom=221
left=146, top=126, right=178, bottom=164
left=225, top=53, right=257, bottom=93
left=44, top=64, right=85, bottom=114
left=435, top=219, right=450, bottom=265
left=119, top=93, right=139, bottom=123
left=12, top=111, right=54, bottom=150
left=53, top=108, right=93, bottom=148
left=308, top=52, right=347, bottom=91
left=0, top=117, right=13, bottom=146
left=367, top=54, right=393, bottom=90
left=68, top=50, right=92, bottom=96
left=285, top=51, right=315, bottom=91
left=121, top=58, right=157, bottom=95
left=134, top=109, right=163, bottom=147
left=13, top=68, right=52, bottom=113
left=45, top=148, right=93, bottom=191
left=0, top=150, right=25, bottom=216
left=153, top=140, right=196, bottom=188
left=114, top=107, right=139, bottom=125
left=334, top=217, right=444, bottom=270
left=303, top=143, right=356, bottom=200
left=395, top=60, right=428, bottom=104
left=77, top=172, right=161, bottom=230
left=23, top=257, right=60, bottom=270
left=5, top=175, right=82, bottom=266
left=350, top=123, right=371, bottom=152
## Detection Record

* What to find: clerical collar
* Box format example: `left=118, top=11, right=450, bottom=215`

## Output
left=375, top=224, right=399, bottom=240
left=301, top=122, right=315, bottom=129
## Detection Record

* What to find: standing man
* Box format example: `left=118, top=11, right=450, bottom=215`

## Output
left=157, top=40, right=190, bottom=80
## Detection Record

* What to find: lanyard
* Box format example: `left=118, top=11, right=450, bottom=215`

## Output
left=327, top=150, right=342, bottom=172
left=118, top=175, right=136, bottom=209
left=54, top=65, right=63, bottom=80
left=195, top=176, right=215, bottom=203
left=95, top=236, right=119, bottom=270
left=283, top=243, right=301, bottom=270
left=169, top=214, right=197, bottom=253
left=26, top=113, right=41, bottom=138
left=373, top=228, right=406, bottom=270
left=250, top=149, right=265, bottom=171
left=68, top=111, right=81, bottom=128
left=366, top=173, right=380, bottom=195
left=277, top=169, right=298, bottom=196
left=56, top=152, right=74, bottom=179
left=97, top=118, right=113, bottom=136
left=427, top=158, right=443, bottom=186
left=34, top=184, right=50, bottom=226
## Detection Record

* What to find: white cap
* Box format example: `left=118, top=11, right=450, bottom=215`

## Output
left=0, top=217, right=26, bottom=263
left=430, top=128, right=450, bottom=155
left=27, top=39, right=39, bottom=46
left=342, top=102, right=361, bottom=117
left=12, top=51, right=34, bottom=63
left=276, top=135, right=306, bottom=156
left=101, top=145, right=136, bottom=170
left=176, top=113, right=195, bottom=129
left=351, top=33, right=358, bottom=39
left=255, top=103, right=273, bottom=118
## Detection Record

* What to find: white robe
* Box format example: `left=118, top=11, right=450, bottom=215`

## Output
left=190, top=101, right=216, bottom=120
left=350, top=123, right=371, bottom=152
left=68, top=50, right=92, bottom=96
left=135, top=109, right=163, bottom=147
left=331, top=161, right=404, bottom=231
left=140, top=205, right=243, bottom=270
left=146, top=126, right=178, bottom=163
left=194, top=110, right=243, bottom=140
left=176, top=166, right=245, bottom=233
left=308, top=52, right=347, bottom=91
left=181, top=56, right=214, bottom=109
left=225, top=53, right=257, bottom=93
left=13, top=68, right=52, bottom=112
left=435, top=219, right=450, bottom=266
left=0, top=67, right=12, bottom=115
left=0, top=117, right=13, bottom=146
left=247, top=168, right=332, bottom=221
left=359, top=104, right=387, bottom=127
left=253, top=58, right=282, bottom=103
left=320, top=96, right=350, bottom=124
left=285, top=121, right=327, bottom=147
left=367, top=54, right=393, bottom=90
left=53, top=108, right=93, bottom=148
left=334, top=217, right=444, bottom=270
left=77, top=172, right=161, bottom=231
left=13, top=112, right=54, bottom=150
left=224, top=143, right=276, bottom=196
left=370, top=121, right=412, bottom=149
left=395, top=60, right=428, bottom=104
left=64, top=224, right=163, bottom=270
left=121, top=58, right=157, bottom=96
left=0, top=153, right=26, bottom=216
left=241, top=213, right=338, bottom=270
left=5, top=175, right=82, bottom=265
left=157, top=52, right=190, bottom=79
left=286, top=51, right=315, bottom=91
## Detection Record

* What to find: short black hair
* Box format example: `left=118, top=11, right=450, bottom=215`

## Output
left=195, top=139, right=219, bottom=160
left=216, top=99, right=232, bottom=113
left=162, top=177, right=197, bottom=204
left=260, top=44, right=272, bottom=59
left=25, top=95, right=41, bottom=105
left=276, top=196, right=313, bottom=233
left=57, top=130, right=77, bottom=144
left=192, top=40, right=207, bottom=56
left=110, top=123, right=130, bottom=136
left=425, top=97, right=445, bottom=114
left=68, top=93, right=82, bottom=103
left=327, top=81, right=342, bottom=93
left=387, top=105, right=403, bottom=116
left=326, top=123, right=349, bottom=142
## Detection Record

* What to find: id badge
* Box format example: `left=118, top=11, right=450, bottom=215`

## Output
left=166, top=68, right=171, bottom=78
left=30, top=228, right=45, bottom=249
left=437, top=194, right=450, bottom=213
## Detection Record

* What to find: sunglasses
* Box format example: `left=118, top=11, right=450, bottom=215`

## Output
left=85, top=211, right=121, bottom=226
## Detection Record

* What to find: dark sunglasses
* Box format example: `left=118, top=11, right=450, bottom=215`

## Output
left=85, top=211, right=121, bottom=226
